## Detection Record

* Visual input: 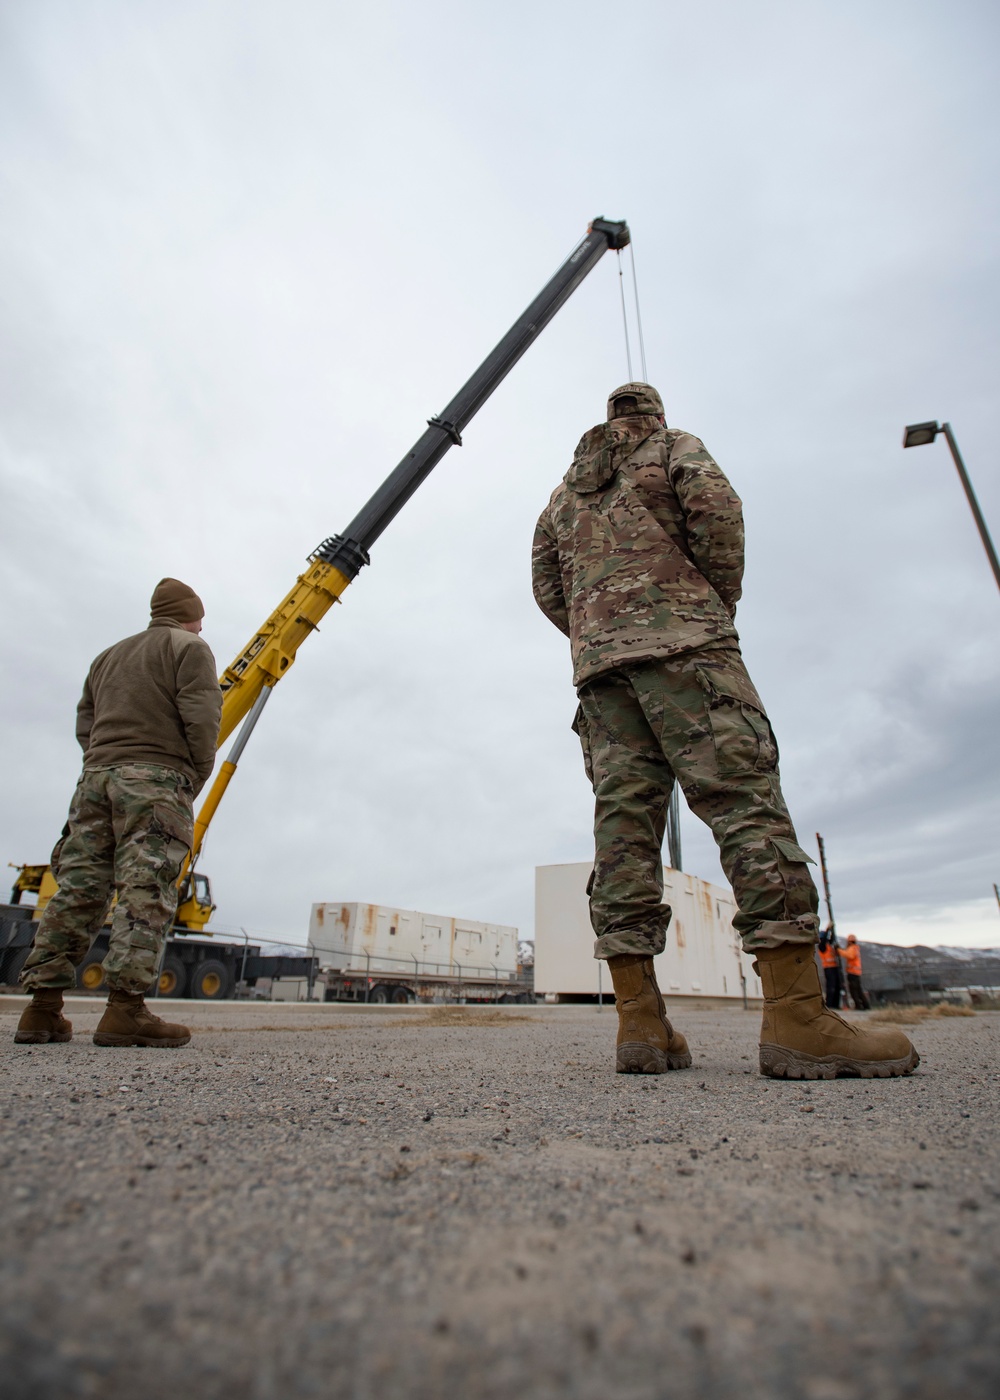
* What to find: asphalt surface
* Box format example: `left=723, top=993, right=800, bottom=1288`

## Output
left=1, top=997, right=998, bottom=1400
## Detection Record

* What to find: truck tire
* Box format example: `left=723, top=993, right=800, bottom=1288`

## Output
left=157, top=956, right=188, bottom=998
left=368, top=984, right=390, bottom=1004
left=77, top=952, right=108, bottom=994
left=190, top=959, right=233, bottom=1000
left=390, top=986, right=412, bottom=1004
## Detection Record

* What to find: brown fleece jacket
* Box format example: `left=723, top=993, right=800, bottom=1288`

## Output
left=76, top=620, right=222, bottom=793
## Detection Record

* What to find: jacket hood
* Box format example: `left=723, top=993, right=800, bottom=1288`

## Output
left=564, top=416, right=663, bottom=494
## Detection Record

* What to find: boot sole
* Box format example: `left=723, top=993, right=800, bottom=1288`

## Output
left=93, top=1032, right=191, bottom=1048
left=13, top=1031, right=72, bottom=1044
left=617, top=1042, right=693, bottom=1074
left=759, top=1043, right=920, bottom=1080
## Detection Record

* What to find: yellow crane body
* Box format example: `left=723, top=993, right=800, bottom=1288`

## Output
left=181, top=553, right=354, bottom=888
left=216, top=556, right=353, bottom=748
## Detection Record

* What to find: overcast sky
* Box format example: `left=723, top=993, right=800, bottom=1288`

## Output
left=2, top=0, right=998, bottom=952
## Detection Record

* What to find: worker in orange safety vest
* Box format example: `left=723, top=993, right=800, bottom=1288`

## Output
left=818, top=927, right=841, bottom=1008
left=840, top=934, right=870, bottom=1010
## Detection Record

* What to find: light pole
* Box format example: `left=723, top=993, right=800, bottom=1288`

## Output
left=902, top=420, right=1000, bottom=594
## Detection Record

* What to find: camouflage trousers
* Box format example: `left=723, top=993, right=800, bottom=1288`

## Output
left=20, top=764, right=194, bottom=995
left=574, top=645, right=819, bottom=958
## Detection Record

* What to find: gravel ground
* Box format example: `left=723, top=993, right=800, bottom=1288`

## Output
left=1, top=996, right=998, bottom=1400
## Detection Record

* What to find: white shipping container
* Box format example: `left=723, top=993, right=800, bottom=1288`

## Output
left=534, top=863, right=762, bottom=1002
left=267, top=977, right=317, bottom=1002
left=308, top=902, right=519, bottom=979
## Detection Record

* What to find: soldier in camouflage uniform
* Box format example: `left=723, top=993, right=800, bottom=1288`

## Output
left=15, top=579, right=222, bottom=1048
left=533, top=384, right=917, bottom=1079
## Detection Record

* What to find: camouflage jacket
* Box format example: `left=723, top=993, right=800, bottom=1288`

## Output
left=532, top=415, right=744, bottom=687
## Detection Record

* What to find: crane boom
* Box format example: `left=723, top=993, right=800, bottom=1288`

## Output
left=192, top=216, right=629, bottom=867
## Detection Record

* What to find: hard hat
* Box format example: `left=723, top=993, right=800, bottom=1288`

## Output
left=607, top=382, right=664, bottom=420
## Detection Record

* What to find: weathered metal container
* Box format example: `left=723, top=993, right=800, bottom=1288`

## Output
left=534, top=863, right=762, bottom=1003
left=308, top=902, right=519, bottom=979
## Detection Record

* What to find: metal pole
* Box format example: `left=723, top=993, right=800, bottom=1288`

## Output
left=666, top=785, right=682, bottom=871
left=941, top=423, right=1000, bottom=593
left=816, top=834, right=836, bottom=936
left=816, top=833, right=850, bottom=1009
left=188, top=685, right=273, bottom=872
left=239, top=927, right=250, bottom=994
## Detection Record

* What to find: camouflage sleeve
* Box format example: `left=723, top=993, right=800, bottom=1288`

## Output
left=667, top=433, right=744, bottom=614
left=75, top=672, right=95, bottom=752
left=173, top=635, right=223, bottom=792
left=531, top=508, right=570, bottom=636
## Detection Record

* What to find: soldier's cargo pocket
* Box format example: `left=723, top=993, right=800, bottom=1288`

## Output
left=770, top=837, right=819, bottom=919
left=571, top=703, right=595, bottom=787
left=150, top=804, right=194, bottom=882
left=772, top=837, right=816, bottom=866
left=695, top=666, right=778, bottom=775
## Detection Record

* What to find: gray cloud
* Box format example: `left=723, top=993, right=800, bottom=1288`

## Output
left=2, top=1, right=998, bottom=950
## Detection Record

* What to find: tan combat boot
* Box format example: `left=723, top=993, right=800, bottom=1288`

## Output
left=14, top=988, right=73, bottom=1044
left=93, top=991, right=191, bottom=1048
left=755, top=943, right=918, bottom=1079
left=608, top=954, right=693, bottom=1074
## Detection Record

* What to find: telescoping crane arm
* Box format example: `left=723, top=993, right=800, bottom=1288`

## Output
left=190, top=217, right=630, bottom=866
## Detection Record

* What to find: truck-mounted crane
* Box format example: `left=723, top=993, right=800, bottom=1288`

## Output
left=1, top=216, right=630, bottom=998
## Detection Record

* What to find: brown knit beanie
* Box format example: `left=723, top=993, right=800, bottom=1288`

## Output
left=150, top=578, right=204, bottom=624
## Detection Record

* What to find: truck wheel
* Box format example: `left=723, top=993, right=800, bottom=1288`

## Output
left=390, top=986, right=412, bottom=1004
left=157, top=956, right=188, bottom=998
left=77, top=953, right=108, bottom=993
left=368, top=984, right=390, bottom=1004
left=190, top=959, right=233, bottom=1000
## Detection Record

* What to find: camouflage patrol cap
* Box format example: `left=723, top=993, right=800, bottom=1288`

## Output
left=607, top=382, right=664, bottom=420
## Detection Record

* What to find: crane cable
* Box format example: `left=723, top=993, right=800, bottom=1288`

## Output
left=616, top=242, right=648, bottom=383
left=629, top=241, right=648, bottom=382
left=616, top=250, right=633, bottom=380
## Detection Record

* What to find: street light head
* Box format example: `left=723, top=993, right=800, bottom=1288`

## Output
left=903, top=421, right=940, bottom=449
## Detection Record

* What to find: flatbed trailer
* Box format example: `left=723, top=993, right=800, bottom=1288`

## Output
left=0, top=903, right=317, bottom=1000
left=317, top=963, right=534, bottom=1005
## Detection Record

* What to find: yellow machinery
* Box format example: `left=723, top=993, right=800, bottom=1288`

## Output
left=187, top=548, right=356, bottom=868
left=8, top=865, right=58, bottom=910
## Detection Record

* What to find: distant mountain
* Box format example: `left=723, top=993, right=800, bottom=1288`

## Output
left=855, top=941, right=1000, bottom=998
